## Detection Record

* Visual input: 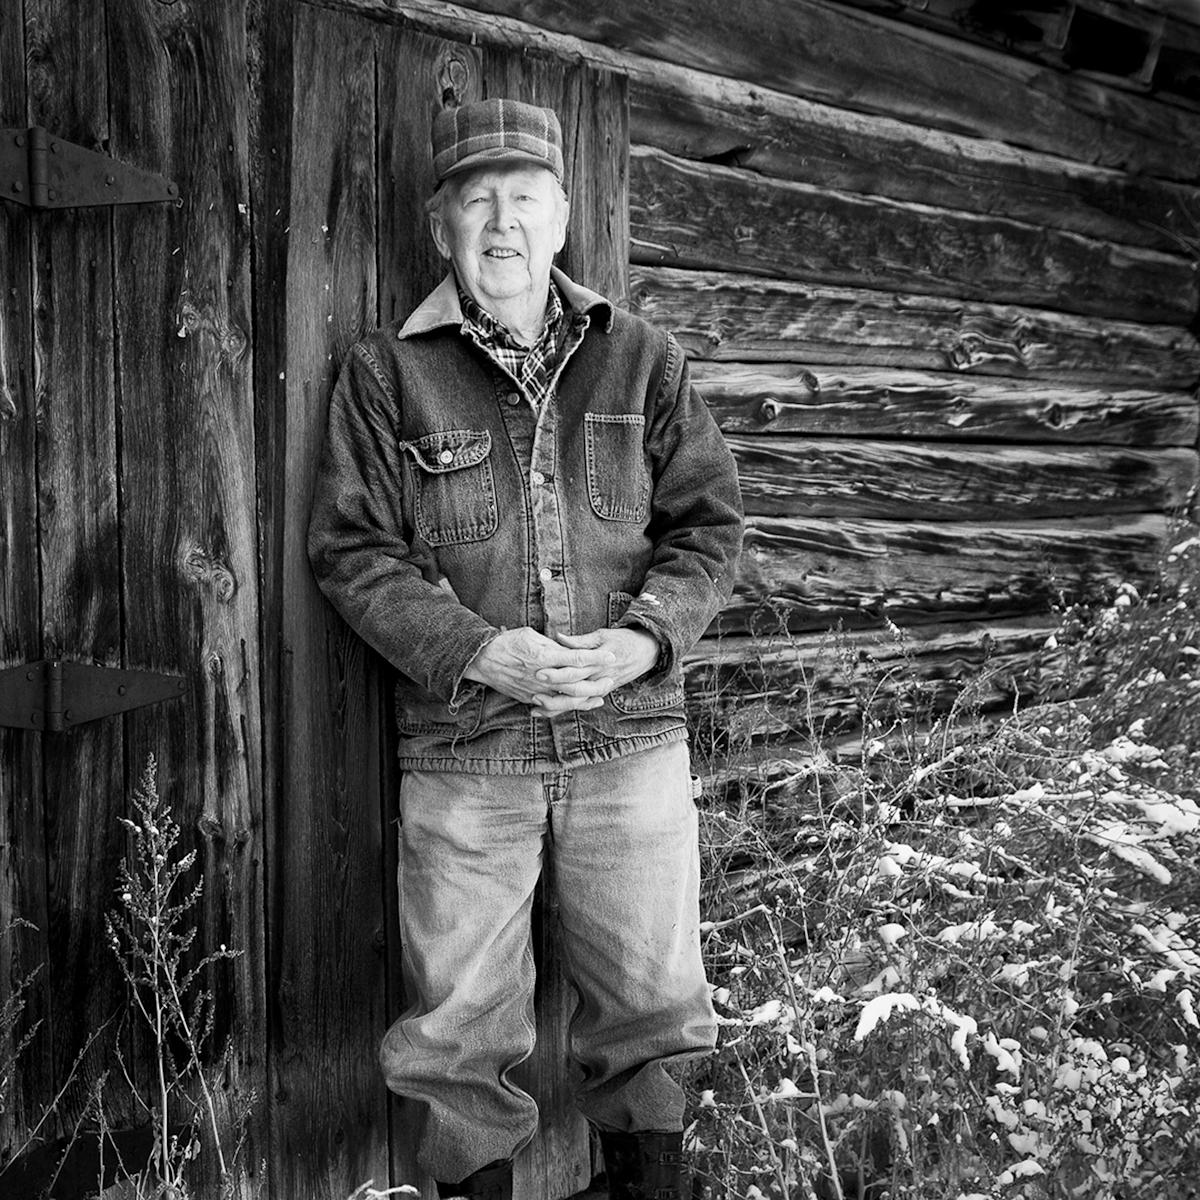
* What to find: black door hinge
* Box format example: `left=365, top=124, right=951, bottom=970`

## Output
left=1, top=126, right=179, bottom=210
left=0, top=661, right=185, bottom=732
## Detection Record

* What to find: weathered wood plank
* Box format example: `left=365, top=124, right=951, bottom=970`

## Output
left=277, top=8, right=388, bottom=1199
left=247, top=7, right=294, bottom=1190
left=378, top=29, right=483, bottom=327
left=24, top=0, right=127, bottom=1140
left=728, top=438, right=1197, bottom=521
left=632, top=267, right=1200, bottom=387
left=684, top=616, right=1072, bottom=748
left=0, top=0, right=51, bottom=1156
left=694, top=363, right=1200, bottom=447
left=318, top=0, right=1200, bottom=180
left=719, top=512, right=1169, bottom=634
left=630, top=147, right=1199, bottom=325
left=833, top=0, right=1200, bottom=105
left=108, top=0, right=264, bottom=1193
left=629, top=63, right=1200, bottom=255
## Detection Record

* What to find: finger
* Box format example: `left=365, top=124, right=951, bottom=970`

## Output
left=531, top=693, right=607, bottom=717
left=548, top=677, right=614, bottom=699
left=534, top=665, right=611, bottom=686
left=554, top=631, right=605, bottom=649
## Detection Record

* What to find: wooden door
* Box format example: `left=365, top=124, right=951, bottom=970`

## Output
left=2, top=2, right=627, bottom=1196
left=1, top=2, right=263, bottom=1197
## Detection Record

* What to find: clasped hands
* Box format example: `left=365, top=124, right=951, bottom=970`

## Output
left=463, top=625, right=660, bottom=718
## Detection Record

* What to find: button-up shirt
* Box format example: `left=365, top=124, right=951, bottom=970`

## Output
left=457, top=281, right=586, bottom=409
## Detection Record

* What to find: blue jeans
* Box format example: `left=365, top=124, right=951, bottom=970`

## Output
left=381, top=741, right=716, bottom=1181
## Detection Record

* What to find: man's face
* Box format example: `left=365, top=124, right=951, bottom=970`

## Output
left=430, top=164, right=568, bottom=316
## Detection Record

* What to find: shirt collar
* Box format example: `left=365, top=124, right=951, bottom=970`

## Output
left=397, top=266, right=614, bottom=340
left=458, top=280, right=566, bottom=350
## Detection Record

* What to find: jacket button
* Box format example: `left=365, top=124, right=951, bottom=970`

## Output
left=439, top=449, right=454, bottom=464
left=506, top=392, right=521, bottom=406
left=538, top=567, right=553, bottom=583
left=531, top=470, right=545, bottom=486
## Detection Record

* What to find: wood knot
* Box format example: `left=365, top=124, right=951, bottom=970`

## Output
left=181, top=545, right=238, bottom=603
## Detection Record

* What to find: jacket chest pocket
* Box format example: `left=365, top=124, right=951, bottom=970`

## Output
left=402, top=429, right=498, bottom=546
left=584, top=413, right=649, bottom=523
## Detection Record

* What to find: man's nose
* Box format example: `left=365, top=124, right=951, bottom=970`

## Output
left=487, top=198, right=517, bottom=228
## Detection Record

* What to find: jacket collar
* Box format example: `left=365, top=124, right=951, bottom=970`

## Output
left=397, top=266, right=615, bottom=340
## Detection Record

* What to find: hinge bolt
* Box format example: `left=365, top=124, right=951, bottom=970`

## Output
left=12, top=181, right=22, bottom=193
left=105, top=174, right=114, bottom=186
left=14, top=134, right=24, bottom=146
left=63, top=709, right=73, bottom=721
left=118, top=685, right=128, bottom=695
left=25, top=669, right=35, bottom=681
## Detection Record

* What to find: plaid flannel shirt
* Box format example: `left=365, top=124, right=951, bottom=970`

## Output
left=457, top=282, right=585, bottom=407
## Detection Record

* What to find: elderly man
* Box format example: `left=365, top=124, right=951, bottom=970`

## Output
left=308, top=99, right=743, bottom=1200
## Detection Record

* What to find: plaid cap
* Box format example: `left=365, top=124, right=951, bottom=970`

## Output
left=432, top=99, right=564, bottom=184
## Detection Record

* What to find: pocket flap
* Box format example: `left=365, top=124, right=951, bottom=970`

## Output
left=403, top=429, right=492, bottom=474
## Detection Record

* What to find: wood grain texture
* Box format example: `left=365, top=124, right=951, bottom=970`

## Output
left=683, top=616, right=1077, bottom=746
left=0, top=0, right=51, bottom=1155
left=630, top=147, right=1199, bottom=325
left=728, top=437, right=1198, bottom=520
left=632, top=266, right=1200, bottom=386
left=108, top=0, right=265, bottom=1192
left=720, top=513, right=1169, bottom=633
left=628, top=63, right=1200, bottom=255
left=693, top=363, right=1200, bottom=446
left=378, top=26, right=483, bottom=326
left=250, top=0, right=296, bottom=984
left=276, top=8, right=388, bottom=1198
left=319, top=0, right=1200, bottom=180
left=23, top=0, right=128, bottom=1138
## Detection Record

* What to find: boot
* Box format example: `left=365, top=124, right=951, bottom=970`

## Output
left=598, top=1130, right=686, bottom=1200
left=435, top=1159, right=513, bottom=1200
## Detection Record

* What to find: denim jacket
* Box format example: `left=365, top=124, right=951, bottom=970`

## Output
left=307, top=268, right=744, bottom=773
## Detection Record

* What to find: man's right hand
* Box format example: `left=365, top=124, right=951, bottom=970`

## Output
left=463, top=627, right=618, bottom=716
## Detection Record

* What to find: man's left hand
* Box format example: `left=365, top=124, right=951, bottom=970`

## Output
left=530, top=627, right=660, bottom=713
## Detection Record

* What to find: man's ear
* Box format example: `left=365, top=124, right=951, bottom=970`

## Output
left=555, top=196, right=570, bottom=254
left=429, top=212, right=452, bottom=261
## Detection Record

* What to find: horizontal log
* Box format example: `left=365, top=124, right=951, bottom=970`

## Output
left=684, top=616, right=1078, bottom=747
left=629, top=147, right=1199, bottom=325
left=695, top=363, right=1200, bottom=446
left=632, top=266, right=1200, bottom=387
left=832, top=0, right=1200, bottom=106
left=727, top=438, right=1197, bottom=520
left=720, top=512, right=1170, bottom=633
left=335, top=0, right=1200, bottom=180
left=630, top=65, right=1200, bottom=254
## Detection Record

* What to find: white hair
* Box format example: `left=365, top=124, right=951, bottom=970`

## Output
left=425, top=169, right=568, bottom=223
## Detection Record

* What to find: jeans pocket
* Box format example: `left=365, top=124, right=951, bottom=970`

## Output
left=585, top=413, right=649, bottom=523
left=606, top=590, right=684, bottom=714
left=402, top=429, right=498, bottom=546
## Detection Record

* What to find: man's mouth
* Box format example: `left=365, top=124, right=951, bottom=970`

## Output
left=485, top=248, right=521, bottom=259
